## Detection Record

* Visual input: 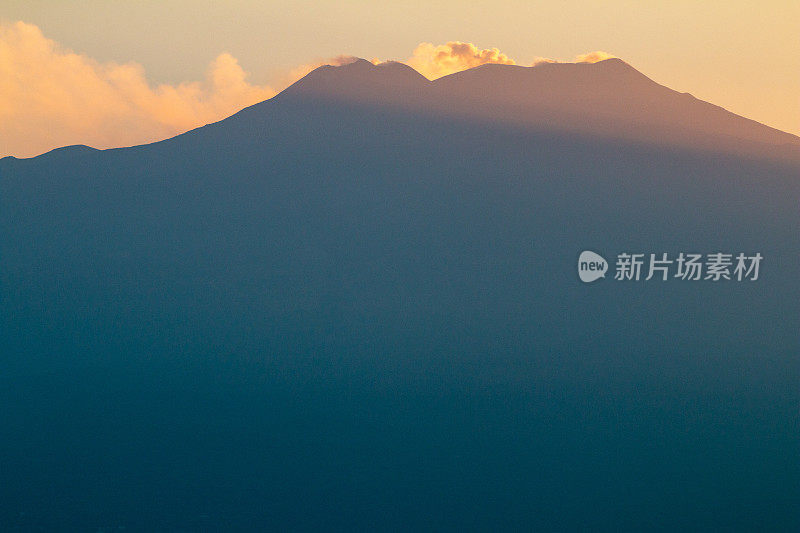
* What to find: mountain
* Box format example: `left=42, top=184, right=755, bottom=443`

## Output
left=276, top=57, right=800, bottom=161
left=284, top=58, right=430, bottom=103
left=0, top=59, right=798, bottom=531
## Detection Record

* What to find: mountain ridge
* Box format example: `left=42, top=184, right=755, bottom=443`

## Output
left=276, top=57, right=799, bottom=161
left=7, top=58, right=800, bottom=162
left=2, top=57, right=798, bottom=164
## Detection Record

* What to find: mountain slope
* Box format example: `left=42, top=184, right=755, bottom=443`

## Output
left=432, top=58, right=799, bottom=154
left=266, top=57, right=799, bottom=162
left=0, top=59, right=798, bottom=530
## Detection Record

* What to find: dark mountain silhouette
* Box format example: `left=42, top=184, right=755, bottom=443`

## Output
left=277, top=57, right=800, bottom=161
left=285, top=58, right=430, bottom=103
left=0, top=59, right=798, bottom=531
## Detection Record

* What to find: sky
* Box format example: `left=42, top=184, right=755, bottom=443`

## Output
left=1, top=0, right=798, bottom=157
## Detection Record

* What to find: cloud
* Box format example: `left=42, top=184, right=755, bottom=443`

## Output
left=404, top=41, right=515, bottom=80
left=0, top=21, right=276, bottom=158
left=530, top=56, right=558, bottom=66
left=530, top=51, right=617, bottom=66
left=0, top=23, right=621, bottom=158
left=574, top=51, right=617, bottom=63
left=399, top=43, right=617, bottom=77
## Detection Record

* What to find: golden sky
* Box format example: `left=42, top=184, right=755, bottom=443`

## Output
left=2, top=1, right=798, bottom=157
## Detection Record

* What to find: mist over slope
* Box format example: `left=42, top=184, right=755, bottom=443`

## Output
left=0, top=59, right=798, bottom=530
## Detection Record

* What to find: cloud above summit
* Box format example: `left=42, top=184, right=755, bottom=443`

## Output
left=404, top=41, right=516, bottom=79
left=398, top=43, right=616, bottom=79
left=0, top=21, right=620, bottom=157
left=574, top=51, right=617, bottom=64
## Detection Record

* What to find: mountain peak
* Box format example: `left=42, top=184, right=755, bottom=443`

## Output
left=279, top=57, right=430, bottom=103
left=590, top=57, right=627, bottom=66
left=253, top=53, right=799, bottom=160
left=583, top=56, right=649, bottom=78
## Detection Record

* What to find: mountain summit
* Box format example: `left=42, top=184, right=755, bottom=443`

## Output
left=283, top=59, right=429, bottom=103
left=270, top=57, right=799, bottom=160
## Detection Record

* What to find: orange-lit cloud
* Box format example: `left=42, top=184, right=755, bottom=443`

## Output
left=0, top=21, right=276, bottom=158
left=399, top=43, right=616, bottom=77
left=404, top=41, right=515, bottom=80
left=0, top=23, right=620, bottom=158
left=574, top=51, right=617, bottom=63
left=531, top=56, right=558, bottom=66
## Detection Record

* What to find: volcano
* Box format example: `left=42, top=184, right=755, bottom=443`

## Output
left=1, top=58, right=798, bottom=531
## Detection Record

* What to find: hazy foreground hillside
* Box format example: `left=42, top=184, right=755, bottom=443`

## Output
left=1, top=59, right=798, bottom=531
